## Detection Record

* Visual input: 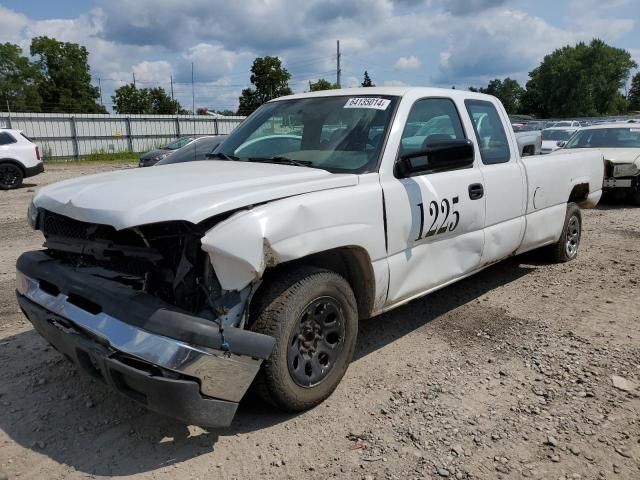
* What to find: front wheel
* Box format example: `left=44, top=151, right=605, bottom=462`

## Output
left=548, top=202, right=581, bottom=262
left=0, top=163, right=23, bottom=190
left=250, top=267, right=358, bottom=412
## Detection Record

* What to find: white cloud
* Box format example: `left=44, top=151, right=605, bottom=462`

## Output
left=383, top=80, right=409, bottom=86
left=346, top=76, right=360, bottom=88
left=0, top=0, right=637, bottom=111
left=132, top=61, right=173, bottom=83
left=0, top=6, right=28, bottom=45
left=180, top=43, right=243, bottom=82
left=435, top=9, right=578, bottom=84
left=395, top=55, right=421, bottom=70
left=439, top=0, right=509, bottom=15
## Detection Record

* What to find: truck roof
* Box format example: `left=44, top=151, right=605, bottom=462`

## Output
left=273, top=86, right=498, bottom=103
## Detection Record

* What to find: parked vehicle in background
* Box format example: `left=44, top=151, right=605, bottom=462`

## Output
left=550, top=121, right=582, bottom=128
left=560, top=123, right=640, bottom=203
left=541, top=127, right=578, bottom=154
left=17, top=87, right=603, bottom=428
left=521, top=121, right=546, bottom=131
left=139, top=136, right=197, bottom=167
left=514, top=130, right=542, bottom=156
left=0, top=128, right=43, bottom=189
left=154, top=135, right=228, bottom=166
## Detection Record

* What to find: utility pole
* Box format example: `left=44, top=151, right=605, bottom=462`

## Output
left=191, top=62, right=195, bottom=114
left=6, top=98, right=12, bottom=128
left=336, top=40, right=341, bottom=88
left=170, top=75, right=177, bottom=114
left=98, top=77, right=103, bottom=107
left=132, top=72, right=136, bottom=88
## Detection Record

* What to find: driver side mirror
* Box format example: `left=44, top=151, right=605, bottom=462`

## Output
left=395, top=139, right=475, bottom=178
left=556, top=141, right=567, bottom=148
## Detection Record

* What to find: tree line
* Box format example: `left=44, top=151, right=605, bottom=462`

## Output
left=0, top=38, right=105, bottom=113
left=1, top=36, right=638, bottom=117
left=239, top=40, right=639, bottom=117
left=469, top=39, right=638, bottom=117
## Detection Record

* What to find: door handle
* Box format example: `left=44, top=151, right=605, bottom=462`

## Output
left=468, top=183, right=484, bottom=200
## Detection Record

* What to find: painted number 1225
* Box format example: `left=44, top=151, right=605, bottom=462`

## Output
left=415, top=196, right=460, bottom=241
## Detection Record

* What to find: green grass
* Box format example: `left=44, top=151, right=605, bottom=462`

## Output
left=46, top=151, right=140, bottom=164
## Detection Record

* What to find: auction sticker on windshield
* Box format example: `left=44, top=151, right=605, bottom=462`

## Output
left=344, top=97, right=391, bottom=110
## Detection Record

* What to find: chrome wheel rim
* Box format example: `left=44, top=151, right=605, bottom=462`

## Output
left=565, top=215, right=580, bottom=258
left=287, top=296, right=345, bottom=388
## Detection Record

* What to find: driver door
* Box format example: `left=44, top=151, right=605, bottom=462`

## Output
left=381, top=97, right=486, bottom=305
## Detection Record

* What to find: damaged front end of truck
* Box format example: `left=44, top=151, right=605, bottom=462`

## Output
left=16, top=208, right=275, bottom=427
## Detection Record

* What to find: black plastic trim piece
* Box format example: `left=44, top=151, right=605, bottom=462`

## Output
left=24, top=162, right=44, bottom=178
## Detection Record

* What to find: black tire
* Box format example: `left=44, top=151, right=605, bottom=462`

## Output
left=631, top=189, right=640, bottom=206
left=250, top=266, right=358, bottom=412
left=548, top=202, right=581, bottom=262
left=0, top=163, right=23, bottom=190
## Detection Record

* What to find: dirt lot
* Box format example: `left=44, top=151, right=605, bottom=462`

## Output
left=1, top=163, right=639, bottom=480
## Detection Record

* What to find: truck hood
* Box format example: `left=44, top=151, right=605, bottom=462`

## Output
left=562, top=148, right=640, bottom=165
left=33, top=161, right=358, bottom=230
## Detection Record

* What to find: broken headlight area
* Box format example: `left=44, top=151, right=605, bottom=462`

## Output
left=37, top=209, right=244, bottom=325
left=612, top=163, right=639, bottom=178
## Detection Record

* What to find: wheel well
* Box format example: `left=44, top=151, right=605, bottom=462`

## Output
left=259, top=246, right=376, bottom=320
left=0, top=158, right=26, bottom=176
left=522, top=145, right=535, bottom=157
left=569, top=183, right=589, bottom=203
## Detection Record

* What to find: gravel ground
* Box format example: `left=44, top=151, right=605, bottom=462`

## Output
left=0, top=163, right=638, bottom=480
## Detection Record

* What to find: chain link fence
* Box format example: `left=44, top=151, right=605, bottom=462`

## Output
left=0, top=112, right=245, bottom=160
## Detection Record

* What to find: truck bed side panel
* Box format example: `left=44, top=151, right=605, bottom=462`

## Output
left=517, top=150, right=604, bottom=253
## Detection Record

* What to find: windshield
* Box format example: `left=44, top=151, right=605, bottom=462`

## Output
left=165, top=137, right=193, bottom=150
left=542, top=129, right=574, bottom=141
left=156, top=136, right=224, bottom=165
left=214, top=95, right=399, bottom=173
left=565, top=127, right=640, bottom=149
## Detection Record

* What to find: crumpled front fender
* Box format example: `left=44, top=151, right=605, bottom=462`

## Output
left=200, top=181, right=387, bottom=292
left=201, top=209, right=271, bottom=291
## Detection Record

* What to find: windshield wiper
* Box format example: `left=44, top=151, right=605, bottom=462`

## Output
left=247, top=156, right=313, bottom=167
left=206, top=152, right=240, bottom=161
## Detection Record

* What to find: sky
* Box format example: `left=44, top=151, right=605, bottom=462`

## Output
left=0, top=0, right=639, bottom=113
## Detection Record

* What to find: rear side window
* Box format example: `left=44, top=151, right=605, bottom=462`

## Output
left=0, top=132, right=16, bottom=145
left=465, top=100, right=510, bottom=164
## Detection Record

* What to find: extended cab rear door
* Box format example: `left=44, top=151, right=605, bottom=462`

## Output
left=464, top=99, right=527, bottom=265
left=380, top=95, right=486, bottom=305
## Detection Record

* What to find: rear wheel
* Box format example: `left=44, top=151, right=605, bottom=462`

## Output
left=548, top=202, right=581, bottom=262
left=250, top=266, right=358, bottom=411
left=0, top=163, right=23, bottom=190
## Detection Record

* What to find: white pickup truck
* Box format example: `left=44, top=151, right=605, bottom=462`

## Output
left=17, top=87, right=603, bottom=427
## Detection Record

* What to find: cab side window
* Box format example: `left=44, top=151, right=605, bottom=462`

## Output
left=400, top=98, right=466, bottom=158
left=465, top=100, right=510, bottom=164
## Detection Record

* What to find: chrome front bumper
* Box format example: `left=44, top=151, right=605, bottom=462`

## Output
left=16, top=251, right=275, bottom=427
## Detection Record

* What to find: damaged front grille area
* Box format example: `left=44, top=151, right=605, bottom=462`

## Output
left=38, top=209, right=223, bottom=314
left=604, top=160, right=614, bottom=178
